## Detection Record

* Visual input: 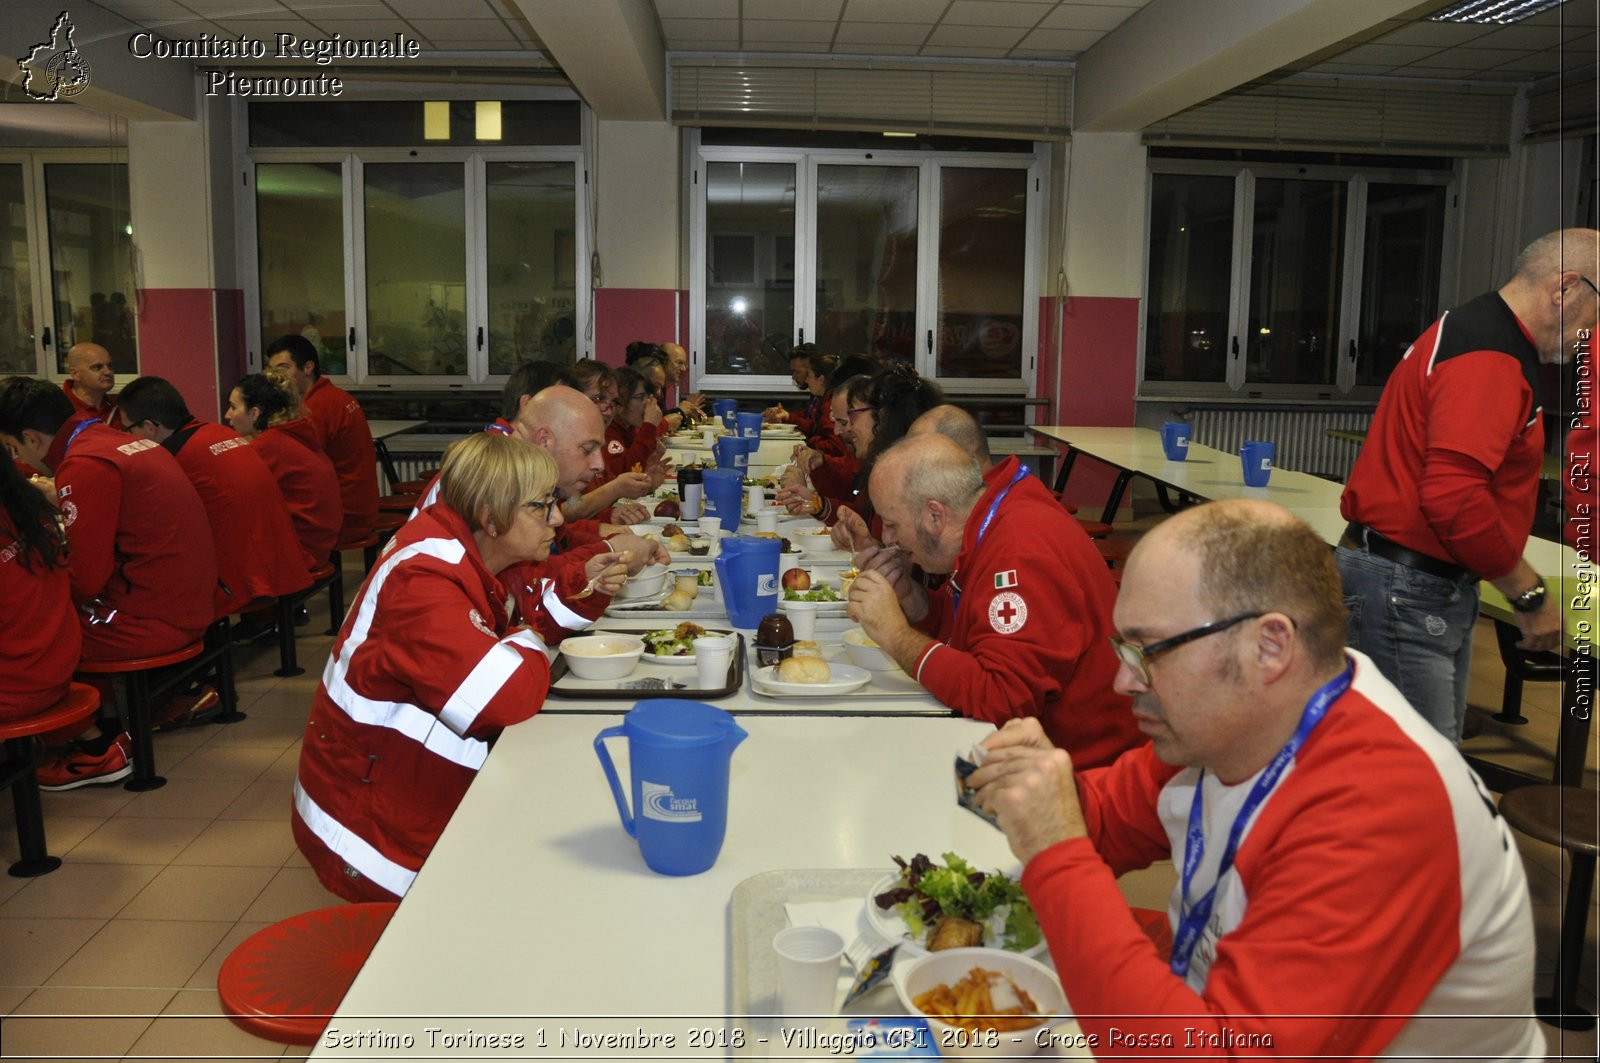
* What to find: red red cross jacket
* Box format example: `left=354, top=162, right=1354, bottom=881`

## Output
left=0, top=510, right=81, bottom=720
left=303, top=376, right=379, bottom=544
left=603, top=419, right=660, bottom=479
left=165, top=420, right=311, bottom=617
left=292, top=501, right=551, bottom=900
left=911, top=456, right=1143, bottom=769
left=47, top=416, right=216, bottom=639
left=61, top=381, right=118, bottom=425
left=249, top=418, right=343, bottom=573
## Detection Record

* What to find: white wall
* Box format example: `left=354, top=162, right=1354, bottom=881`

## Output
left=1061, top=131, right=1147, bottom=299
left=128, top=83, right=231, bottom=289
left=594, top=118, right=679, bottom=290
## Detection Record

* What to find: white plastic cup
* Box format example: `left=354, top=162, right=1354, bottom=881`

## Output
left=693, top=634, right=735, bottom=689
left=746, top=484, right=765, bottom=518
left=781, top=599, right=818, bottom=641
left=701, top=427, right=717, bottom=448
left=772, top=926, right=844, bottom=1017
left=699, top=516, right=722, bottom=557
left=756, top=508, right=779, bottom=534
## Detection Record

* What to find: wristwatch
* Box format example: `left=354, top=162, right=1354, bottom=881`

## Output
left=1509, top=579, right=1548, bottom=614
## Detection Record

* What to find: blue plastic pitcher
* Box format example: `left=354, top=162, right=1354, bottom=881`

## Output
left=713, top=435, right=752, bottom=472
left=1160, top=421, right=1190, bottom=461
left=1240, top=440, right=1275, bottom=488
left=714, top=398, right=739, bottom=432
left=714, top=535, right=780, bottom=628
left=703, top=467, right=743, bottom=521
left=737, top=411, right=764, bottom=440
left=594, top=699, right=747, bottom=876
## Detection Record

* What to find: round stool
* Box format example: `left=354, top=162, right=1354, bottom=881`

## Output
left=78, top=641, right=205, bottom=792
left=1499, top=785, right=1598, bottom=1031
left=0, top=683, right=101, bottom=877
left=1075, top=518, right=1113, bottom=539
left=377, top=493, right=420, bottom=513
left=392, top=476, right=434, bottom=495
left=219, top=902, right=399, bottom=1045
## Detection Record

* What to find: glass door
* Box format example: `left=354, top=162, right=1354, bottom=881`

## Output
left=813, top=163, right=919, bottom=364
left=361, top=162, right=467, bottom=380
left=483, top=160, right=578, bottom=374
left=702, top=160, right=798, bottom=378
left=256, top=161, right=348, bottom=372
left=42, top=162, right=135, bottom=373
left=0, top=164, right=34, bottom=375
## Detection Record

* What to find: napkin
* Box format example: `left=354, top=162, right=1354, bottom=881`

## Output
left=784, top=898, right=891, bottom=972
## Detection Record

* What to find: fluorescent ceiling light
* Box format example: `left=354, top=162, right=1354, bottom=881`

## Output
left=1428, top=0, right=1567, bottom=24
left=476, top=101, right=502, bottom=141
left=424, top=100, right=450, bottom=140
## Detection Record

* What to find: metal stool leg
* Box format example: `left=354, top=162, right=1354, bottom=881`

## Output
left=275, top=595, right=303, bottom=678
left=123, top=671, right=166, bottom=793
left=6, top=735, right=59, bottom=877
left=327, top=552, right=345, bottom=636
left=1538, top=852, right=1597, bottom=1031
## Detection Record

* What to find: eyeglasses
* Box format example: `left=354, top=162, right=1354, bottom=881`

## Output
left=1581, top=276, right=1600, bottom=298
left=846, top=405, right=872, bottom=420
left=1109, top=612, right=1262, bottom=686
left=522, top=496, right=558, bottom=518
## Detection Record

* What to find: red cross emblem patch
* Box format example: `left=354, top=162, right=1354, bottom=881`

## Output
left=989, top=591, right=1027, bottom=634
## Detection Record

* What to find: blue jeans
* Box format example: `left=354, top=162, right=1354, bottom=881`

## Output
left=1336, top=545, right=1480, bottom=743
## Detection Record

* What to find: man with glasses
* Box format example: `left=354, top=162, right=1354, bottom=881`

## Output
left=1339, top=227, right=1600, bottom=743
left=969, top=498, right=1539, bottom=1058
left=846, top=434, right=1140, bottom=768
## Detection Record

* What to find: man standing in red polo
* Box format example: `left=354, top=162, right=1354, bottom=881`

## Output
left=0, top=377, right=216, bottom=787
left=265, top=335, right=379, bottom=544
left=61, top=342, right=119, bottom=425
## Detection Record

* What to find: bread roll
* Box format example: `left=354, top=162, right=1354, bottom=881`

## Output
left=792, top=640, right=822, bottom=657
left=661, top=590, right=694, bottom=612
left=775, top=656, right=832, bottom=684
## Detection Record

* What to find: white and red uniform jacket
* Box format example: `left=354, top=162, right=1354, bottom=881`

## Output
left=302, top=376, right=379, bottom=544
left=0, top=511, right=80, bottom=721
left=250, top=417, right=343, bottom=573
left=48, top=416, right=216, bottom=650
left=911, top=456, right=1142, bottom=769
left=1025, top=650, right=1541, bottom=1058
left=603, top=419, right=659, bottom=479
left=165, top=420, right=311, bottom=617
left=292, top=502, right=551, bottom=901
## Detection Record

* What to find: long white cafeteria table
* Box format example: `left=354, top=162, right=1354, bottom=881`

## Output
left=311, top=713, right=1092, bottom=1059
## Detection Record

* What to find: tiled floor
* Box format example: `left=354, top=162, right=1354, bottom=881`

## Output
left=0, top=568, right=1596, bottom=1060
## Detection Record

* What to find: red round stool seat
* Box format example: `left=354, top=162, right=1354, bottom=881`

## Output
left=334, top=533, right=380, bottom=553
left=1095, top=537, right=1135, bottom=563
left=373, top=511, right=405, bottom=531
left=0, top=682, right=100, bottom=741
left=76, top=641, right=203, bottom=674
left=377, top=493, right=419, bottom=513
left=392, top=476, right=433, bottom=494
left=219, top=902, right=399, bottom=1045
left=309, top=560, right=336, bottom=582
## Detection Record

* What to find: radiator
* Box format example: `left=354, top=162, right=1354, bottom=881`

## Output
left=1183, top=407, right=1373, bottom=482
left=388, top=451, right=445, bottom=486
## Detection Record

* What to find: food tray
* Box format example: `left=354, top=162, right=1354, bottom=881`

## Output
left=746, top=640, right=939, bottom=703
left=548, top=631, right=745, bottom=701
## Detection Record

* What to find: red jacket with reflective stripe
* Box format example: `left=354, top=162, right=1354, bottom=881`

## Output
left=303, top=377, right=379, bottom=543
left=250, top=418, right=343, bottom=572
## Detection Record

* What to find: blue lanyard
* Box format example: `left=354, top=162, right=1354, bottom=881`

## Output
left=485, top=421, right=512, bottom=435
left=62, top=417, right=97, bottom=455
left=1169, top=659, right=1353, bottom=979
left=951, top=464, right=1029, bottom=613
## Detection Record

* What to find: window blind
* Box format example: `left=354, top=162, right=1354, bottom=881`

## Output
left=670, top=57, right=1071, bottom=141
left=1143, top=77, right=1515, bottom=157
left=1525, top=69, right=1598, bottom=141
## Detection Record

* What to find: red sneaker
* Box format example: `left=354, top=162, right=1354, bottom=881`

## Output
left=37, top=733, right=133, bottom=791
left=153, top=686, right=221, bottom=732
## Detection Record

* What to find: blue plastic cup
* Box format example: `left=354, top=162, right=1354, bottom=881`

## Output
left=1160, top=421, right=1191, bottom=461
left=713, top=535, right=780, bottom=628
left=737, top=411, right=764, bottom=440
left=1240, top=440, right=1275, bottom=488
left=713, top=435, right=752, bottom=472
left=593, top=699, right=747, bottom=876
left=703, top=468, right=743, bottom=522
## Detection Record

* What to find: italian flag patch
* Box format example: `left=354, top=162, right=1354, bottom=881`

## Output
left=994, top=570, right=1018, bottom=590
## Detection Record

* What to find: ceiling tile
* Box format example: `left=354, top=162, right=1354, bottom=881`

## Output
left=1520, top=1, right=1597, bottom=26
left=1481, top=52, right=1568, bottom=72
left=743, top=0, right=843, bottom=19
left=383, top=0, right=497, bottom=14
left=1369, top=20, right=1495, bottom=47
left=943, top=1, right=1052, bottom=28
left=1408, top=46, right=1529, bottom=69
left=924, top=23, right=1026, bottom=47
left=670, top=39, right=750, bottom=50
left=736, top=39, right=830, bottom=50
left=661, top=18, right=740, bottom=43
left=654, top=0, right=738, bottom=16
left=302, top=18, right=419, bottom=36
left=406, top=18, right=515, bottom=40
left=1017, top=26, right=1101, bottom=50
left=840, top=0, right=951, bottom=24
left=145, top=17, right=229, bottom=37
left=201, top=19, right=327, bottom=39
left=182, top=0, right=290, bottom=14
left=834, top=21, right=930, bottom=45
left=95, top=0, right=196, bottom=17
left=742, top=19, right=838, bottom=42
left=426, top=38, right=529, bottom=50
left=1038, top=3, right=1138, bottom=32
left=1010, top=47, right=1082, bottom=58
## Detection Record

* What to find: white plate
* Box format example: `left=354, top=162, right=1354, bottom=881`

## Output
left=638, top=629, right=734, bottom=665
left=777, top=594, right=847, bottom=617
left=749, top=662, right=871, bottom=696
left=792, top=548, right=853, bottom=566
left=864, top=871, right=1047, bottom=959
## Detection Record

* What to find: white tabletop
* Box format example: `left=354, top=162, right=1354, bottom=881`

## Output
left=313, top=714, right=1051, bottom=1058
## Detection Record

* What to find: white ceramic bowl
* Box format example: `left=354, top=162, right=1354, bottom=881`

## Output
left=890, top=947, right=1068, bottom=1058
left=559, top=634, right=645, bottom=680
left=843, top=626, right=899, bottom=672
left=617, top=563, right=670, bottom=600
left=795, top=528, right=840, bottom=556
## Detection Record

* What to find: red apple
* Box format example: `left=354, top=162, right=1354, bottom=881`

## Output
left=654, top=500, right=680, bottom=518
left=782, top=567, right=811, bottom=592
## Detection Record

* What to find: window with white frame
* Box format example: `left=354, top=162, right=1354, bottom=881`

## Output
left=1142, top=155, right=1453, bottom=399
left=247, top=99, right=584, bottom=387
left=691, top=132, right=1043, bottom=393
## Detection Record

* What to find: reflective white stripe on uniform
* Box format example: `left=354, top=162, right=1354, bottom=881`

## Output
left=539, top=577, right=591, bottom=631
left=320, top=536, right=489, bottom=771
left=294, top=777, right=417, bottom=898
left=437, top=624, right=550, bottom=734
left=1423, top=310, right=1448, bottom=375
left=408, top=475, right=442, bottom=519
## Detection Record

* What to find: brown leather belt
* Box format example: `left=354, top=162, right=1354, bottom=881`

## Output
left=1340, top=522, right=1471, bottom=583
